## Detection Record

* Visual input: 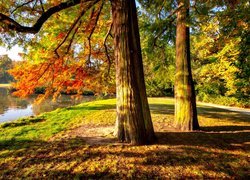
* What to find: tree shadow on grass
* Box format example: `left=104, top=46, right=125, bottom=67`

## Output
left=137, top=144, right=249, bottom=178
left=1, top=117, right=46, bottom=128
left=155, top=131, right=250, bottom=151
left=130, top=129, right=249, bottom=177
left=197, top=106, right=250, bottom=123
left=149, top=103, right=175, bottom=115
left=0, top=128, right=249, bottom=179
left=149, top=103, right=250, bottom=124
left=0, top=102, right=249, bottom=178
left=201, top=125, right=250, bottom=131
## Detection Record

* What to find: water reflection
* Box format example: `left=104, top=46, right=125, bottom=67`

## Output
left=0, top=87, right=96, bottom=123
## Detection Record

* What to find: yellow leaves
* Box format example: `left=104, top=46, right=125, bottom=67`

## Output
left=215, top=39, right=240, bottom=61
left=47, top=0, right=62, bottom=6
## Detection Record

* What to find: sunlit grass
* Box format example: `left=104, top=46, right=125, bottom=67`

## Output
left=0, top=99, right=117, bottom=141
left=0, top=98, right=249, bottom=178
left=0, top=83, right=11, bottom=87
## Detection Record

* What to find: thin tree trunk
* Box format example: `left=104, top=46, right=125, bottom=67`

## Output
left=111, top=0, right=155, bottom=145
left=174, top=0, right=199, bottom=131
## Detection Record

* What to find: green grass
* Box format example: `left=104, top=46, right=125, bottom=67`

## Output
left=0, top=99, right=116, bottom=141
left=0, top=98, right=249, bottom=179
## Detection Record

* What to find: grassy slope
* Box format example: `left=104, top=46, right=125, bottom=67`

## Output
left=0, top=98, right=249, bottom=179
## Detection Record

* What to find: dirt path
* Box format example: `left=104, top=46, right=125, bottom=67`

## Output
left=50, top=123, right=179, bottom=146
left=50, top=125, right=117, bottom=145
left=198, top=102, right=250, bottom=115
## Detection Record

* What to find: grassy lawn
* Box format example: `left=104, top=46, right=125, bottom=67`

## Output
left=0, top=98, right=249, bottom=178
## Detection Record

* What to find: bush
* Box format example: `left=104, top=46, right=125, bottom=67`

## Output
left=197, top=93, right=250, bottom=108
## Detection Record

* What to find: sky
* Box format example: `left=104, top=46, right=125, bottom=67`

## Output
left=0, top=45, right=23, bottom=61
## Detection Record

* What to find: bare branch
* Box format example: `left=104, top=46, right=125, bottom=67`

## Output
left=32, top=0, right=39, bottom=11
left=103, top=22, right=113, bottom=76
left=152, top=5, right=183, bottom=47
left=66, top=20, right=82, bottom=54
left=157, top=0, right=167, bottom=19
left=0, top=0, right=100, bottom=33
left=54, top=8, right=88, bottom=58
left=86, top=1, right=104, bottom=65
left=11, top=0, right=36, bottom=14
left=39, top=0, right=45, bottom=13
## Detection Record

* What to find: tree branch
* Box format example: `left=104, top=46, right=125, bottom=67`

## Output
left=103, top=22, right=113, bottom=76
left=66, top=20, right=82, bottom=54
left=86, top=1, right=103, bottom=65
left=11, top=0, right=36, bottom=14
left=54, top=8, right=88, bottom=58
left=152, top=18, right=175, bottom=47
left=152, top=5, right=183, bottom=47
left=39, top=0, right=45, bottom=13
left=0, top=0, right=99, bottom=33
left=32, top=0, right=39, bottom=11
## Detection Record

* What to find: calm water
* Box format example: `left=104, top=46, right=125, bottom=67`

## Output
left=0, top=87, right=96, bottom=123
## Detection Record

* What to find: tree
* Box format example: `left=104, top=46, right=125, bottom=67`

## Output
left=0, top=0, right=155, bottom=145
left=138, top=0, right=199, bottom=130
left=111, top=0, right=155, bottom=144
left=191, top=0, right=250, bottom=106
left=174, top=0, right=199, bottom=130
left=0, top=55, right=14, bottom=83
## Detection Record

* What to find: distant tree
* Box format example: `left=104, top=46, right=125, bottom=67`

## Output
left=174, top=0, right=199, bottom=130
left=139, top=0, right=199, bottom=130
left=0, top=55, right=14, bottom=83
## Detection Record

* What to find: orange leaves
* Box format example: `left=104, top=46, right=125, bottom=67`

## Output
left=6, top=0, right=115, bottom=101
left=9, top=55, right=111, bottom=101
left=56, top=32, right=66, bottom=40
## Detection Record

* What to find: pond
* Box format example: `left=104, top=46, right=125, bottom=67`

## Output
left=0, top=87, right=97, bottom=123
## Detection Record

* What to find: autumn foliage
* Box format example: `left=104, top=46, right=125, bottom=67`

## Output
left=9, top=56, right=115, bottom=103
left=6, top=1, right=116, bottom=102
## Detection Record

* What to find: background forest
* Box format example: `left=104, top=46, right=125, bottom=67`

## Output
left=138, top=0, right=249, bottom=107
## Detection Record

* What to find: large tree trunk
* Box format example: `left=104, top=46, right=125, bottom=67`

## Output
left=111, top=0, right=155, bottom=145
left=174, top=0, right=199, bottom=131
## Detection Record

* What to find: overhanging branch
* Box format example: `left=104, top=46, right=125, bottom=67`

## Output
left=0, top=0, right=99, bottom=34
left=152, top=5, right=183, bottom=47
left=86, top=1, right=103, bottom=65
left=54, top=7, right=88, bottom=58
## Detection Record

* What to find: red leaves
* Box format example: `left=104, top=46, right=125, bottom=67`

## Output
left=56, top=32, right=65, bottom=39
left=9, top=56, right=108, bottom=100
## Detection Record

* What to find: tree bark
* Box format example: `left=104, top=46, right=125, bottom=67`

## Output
left=111, top=0, right=155, bottom=145
left=174, top=0, right=199, bottom=131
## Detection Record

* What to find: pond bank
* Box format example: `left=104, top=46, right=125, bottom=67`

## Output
left=0, top=86, right=100, bottom=123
